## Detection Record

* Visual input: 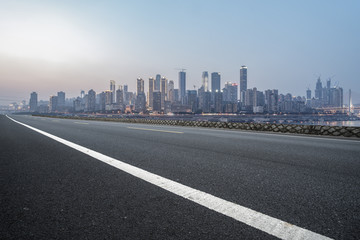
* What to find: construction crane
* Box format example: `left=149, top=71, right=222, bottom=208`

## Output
left=174, top=68, right=187, bottom=72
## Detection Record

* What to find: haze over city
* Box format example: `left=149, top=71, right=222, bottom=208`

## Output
left=1, top=0, right=359, bottom=104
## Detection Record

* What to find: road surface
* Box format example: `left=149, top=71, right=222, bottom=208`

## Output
left=1, top=115, right=359, bottom=239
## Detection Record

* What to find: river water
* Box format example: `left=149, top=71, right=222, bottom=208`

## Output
left=311, top=121, right=360, bottom=127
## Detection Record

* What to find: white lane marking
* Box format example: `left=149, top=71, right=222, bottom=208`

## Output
left=127, top=127, right=183, bottom=134
left=7, top=115, right=333, bottom=240
left=74, top=122, right=89, bottom=125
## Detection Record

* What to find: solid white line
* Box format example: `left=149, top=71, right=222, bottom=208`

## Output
left=7, top=115, right=333, bottom=240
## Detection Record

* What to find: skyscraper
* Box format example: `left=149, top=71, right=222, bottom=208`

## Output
left=179, top=70, right=186, bottom=104
left=306, top=89, right=311, bottom=100
left=104, top=90, right=113, bottom=106
left=137, top=78, right=144, bottom=95
left=110, top=80, right=116, bottom=102
left=214, top=90, right=223, bottom=113
left=87, top=89, right=96, bottom=112
left=124, top=85, right=129, bottom=105
left=168, top=80, right=175, bottom=103
left=315, top=77, right=323, bottom=100
left=202, top=71, right=209, bottom=91
left=116, top=86, right=124, bottom=105
left=57, top=91, right=65, bottom=107
left=29, top=92, right=38, bottom=112
left=161, top=77, right=168, bottom=108
left=223, top=82, right=238, bottom=102
left=148, top=77, right=155, bottom=108
left=240, top=66, right=247, bottom=103
left=211, top=72, right=221, bottom=93
left=49, top=96, right=58, bottom=112
left=136, top=78, right=146, bottom=112
left=153, top=91, right=162, bottom=111
left=155, top=74, right=161, bottom=91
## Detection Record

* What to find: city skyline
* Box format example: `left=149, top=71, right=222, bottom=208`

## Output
left=1, top=0, right=360, bottom=104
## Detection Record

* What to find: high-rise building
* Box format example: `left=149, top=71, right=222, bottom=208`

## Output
left=329, top=87, right=343, bottom=107
left=99, top=92, right=106, bottom=111
left=155, top=74, right=161, bottom=91
left=202, top=71, right=209, bottom=91
left=153, top=91, right=162, bottom=111
left=148, top=77, right=155, bottom=108
left=105, top=90, right=113, bottom=105
left=211, top=72, right=221, bottom=93
left=137, top=78, right=144, bottom=95
left=161, top=77, right=168, bottom=108
left=186, top=90, right=198, bottom=113
left=315, top=77, right=323, bottom=100
left=29, top=92, right=38, bottom=112
left=214, top=90, right=223, bottom=113
left=179, top=71, right=186, bottom=104
left=110, top=80, right=116, bottom=103
left=240, top=66, right=247, bottom=103
left=49, top=96, right=58, bottom=112
left=136, top=78, right=146, bottom=112
left=123, top=85, right=129, bottom=105
left=245, top=88, right=254, bottom=108
left=116, top=86, right=124, bottom=105
left=135, top=93, right=146, bottom=112
left=306, top=89, right=311, bottom=100
left=349, top=89, right=352, bottom=113
left=201, top=91, right=211, bottom=113
left=223, top=82, right=238, bottom=102
left=87, top=89, right=96, bottom=112
left=57, top=91, right=65, bottom=107
left=265, top=89, right=279, bottom=113
left=168, top=80, right=175, bottom=103
left=173, top=89, right=180, bottom=103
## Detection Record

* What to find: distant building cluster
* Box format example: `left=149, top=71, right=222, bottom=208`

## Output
left=25, top=66, right=346, bottom=114
left=305, top=77, right=343, bottom=108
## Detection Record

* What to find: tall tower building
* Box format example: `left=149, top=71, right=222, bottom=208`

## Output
left=137, top=78, right=144, bottom=95
left=116, top=86, right=124, bottom=105
left=123, top=85, right=129, bottom=105
left=179, top=70, right=186, bottom=104
left=49, top=96, right=58, bottom=112
left=306, top=89, right=311, bottom=100
left=223, top=82, right=238, bottom=102
left=315, top=77, right=323, bottom=100
left=29, top=92, right=38, bottom=112
left=110, top=80, right=116, bottom=103
left=211, top=72, right=221, bottom=93
left=148, top=77, right=155, bottom=108
left=87, top=89, right=96, bottom=112
left=155, top=74, right=161, bottom=91
left=240, top=65, right=247, bottom=103
left=161, top=77, right=168, bottom=108
left=168, top=80, right=175, bottom=103
left=105, top=90, right=113, bottom=105
left=153, top=91, right=162, bottom=111
left=57, top=91, right=65, bottom=107
left=202, top=71, right=209, bottom=91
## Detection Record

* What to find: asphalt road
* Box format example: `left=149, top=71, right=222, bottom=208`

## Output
left=1, top=114, right=359, bottom=239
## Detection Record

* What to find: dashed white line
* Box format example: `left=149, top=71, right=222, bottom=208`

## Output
left=127, top=126, right=183, bottom=134
left=74, top=122, right=89, bottom=125
left=7, top=115, right=333, bottom=240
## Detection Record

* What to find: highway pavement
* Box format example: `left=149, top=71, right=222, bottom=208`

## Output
left=1, top=114, right=359, bottom=239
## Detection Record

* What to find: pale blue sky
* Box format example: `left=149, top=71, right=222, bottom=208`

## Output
left=0, top=0, right=359, bottom=103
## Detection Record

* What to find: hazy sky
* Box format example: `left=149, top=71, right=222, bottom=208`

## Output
left=1, top=0, right=359, bottom=104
